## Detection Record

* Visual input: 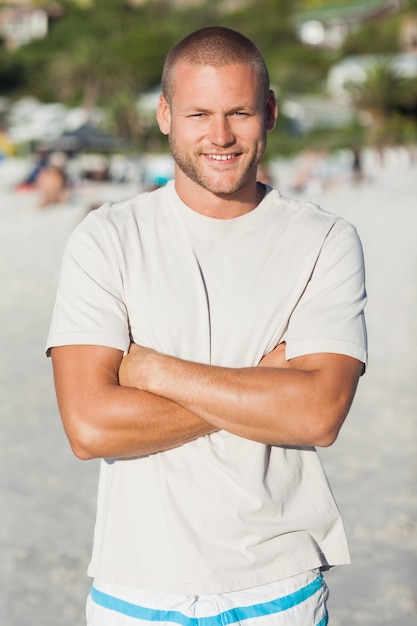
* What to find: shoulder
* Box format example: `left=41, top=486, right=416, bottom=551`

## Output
left=83, top=189, right=152, bottom=226
left=273, top=189, right=340, bottom=224
left=266, top=187, right=356, bottom=241
left=71, top=184, right=172, bottom=240
left=63, top=183, right=178, bottom=265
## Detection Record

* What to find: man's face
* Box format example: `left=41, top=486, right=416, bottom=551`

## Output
left=157, top=62, right=277, bottom=201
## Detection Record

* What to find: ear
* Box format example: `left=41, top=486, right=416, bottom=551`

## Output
left=157, top=94, right=171, bottom=136
left=265, top=89, right=278, bottom=132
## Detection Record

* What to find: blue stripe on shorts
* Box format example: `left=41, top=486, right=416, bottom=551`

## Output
left=90, top=574, right=327, bottom=625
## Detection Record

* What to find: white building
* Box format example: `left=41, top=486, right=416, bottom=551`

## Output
left=0, top=5, right=48, bottom=49
left=294, top=0, right=404, bottom=50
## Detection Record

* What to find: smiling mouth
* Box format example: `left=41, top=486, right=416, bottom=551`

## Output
left=207, top=154, right=237, bottom=161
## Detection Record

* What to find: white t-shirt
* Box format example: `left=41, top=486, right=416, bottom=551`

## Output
left=46, top=181, right=367, bottom=594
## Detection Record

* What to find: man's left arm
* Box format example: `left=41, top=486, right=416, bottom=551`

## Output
left=119, top=343, right=363, bottom=448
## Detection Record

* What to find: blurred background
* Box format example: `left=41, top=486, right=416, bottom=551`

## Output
left=0, top=1, right=416, bottom=625
left=1, top=0, right=417, bottom=187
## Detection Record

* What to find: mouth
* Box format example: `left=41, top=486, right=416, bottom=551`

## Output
left=206, top=153, right=238, bottom=161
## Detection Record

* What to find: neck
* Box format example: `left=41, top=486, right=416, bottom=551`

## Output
left=174, top=176, right=266, bottom=220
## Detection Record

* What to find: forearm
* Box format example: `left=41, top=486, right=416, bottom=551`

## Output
left=78, top=385, right=216, bottom=459
left=125, top=347, right=362, bottom=448
left=51, top=345, right=216, bottom=461
left=136, top=355, right=319, bottom=446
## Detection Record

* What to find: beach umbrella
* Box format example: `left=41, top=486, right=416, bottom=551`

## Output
left=38, top=123, right=127, bottom=154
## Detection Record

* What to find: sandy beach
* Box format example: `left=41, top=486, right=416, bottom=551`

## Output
left=1, top=151, right=416, bottom=625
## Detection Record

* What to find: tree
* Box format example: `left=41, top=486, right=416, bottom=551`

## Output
left=47, top=37, right=130, bottom=116
left=347, top=60, right=415, bottom=144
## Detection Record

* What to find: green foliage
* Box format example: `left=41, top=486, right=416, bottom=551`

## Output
left=296, top=0, right=357, bottom=8
left=347, top=61, right=405, bottom=113
left=265, top=116, right=366, bottom=158
left=342, top=15, right=402, bottom=55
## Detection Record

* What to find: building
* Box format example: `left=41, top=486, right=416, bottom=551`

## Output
left=0, top=5, right=47, bottom=49
left=293, top=0, right=404, bottom=49
left=0, top=1, right=67, bottom=49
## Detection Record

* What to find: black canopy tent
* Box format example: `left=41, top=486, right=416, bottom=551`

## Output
left=37, top=123, right=127, bottom=154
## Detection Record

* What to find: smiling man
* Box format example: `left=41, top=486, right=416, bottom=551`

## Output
left=159, top=60, right=276, bottom=211
left=47, top=27, right=367, bottom=626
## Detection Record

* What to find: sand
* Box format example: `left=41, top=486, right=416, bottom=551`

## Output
left=1, top=151, right=416, bottom=625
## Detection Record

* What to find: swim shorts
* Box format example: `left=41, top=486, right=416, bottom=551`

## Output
left=86, top=569, right=328, bottom=625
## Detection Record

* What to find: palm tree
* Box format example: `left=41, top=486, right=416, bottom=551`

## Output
left=347, top=60, right=409, bottom=144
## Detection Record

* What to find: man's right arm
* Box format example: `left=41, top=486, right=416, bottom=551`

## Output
left=51, top=344, right=217, bottom=460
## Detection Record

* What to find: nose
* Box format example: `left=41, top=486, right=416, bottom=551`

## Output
left=209, top=116, right=235, bottom=147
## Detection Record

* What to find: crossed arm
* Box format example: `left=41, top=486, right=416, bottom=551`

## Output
left=51, top=341, right=363, bottom=460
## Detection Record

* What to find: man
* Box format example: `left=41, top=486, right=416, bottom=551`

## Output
left=47, top=26, right=367, bottom=626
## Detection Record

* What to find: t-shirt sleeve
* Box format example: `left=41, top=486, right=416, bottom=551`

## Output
left=45, top=210, right=130, bottom=355
left=285, top=219, right=367, bottom=366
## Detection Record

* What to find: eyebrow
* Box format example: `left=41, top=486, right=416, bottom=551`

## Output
left=177, top=104, right=258, bottom=115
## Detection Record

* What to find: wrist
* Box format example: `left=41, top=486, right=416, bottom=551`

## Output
left=142, top=351, right=173, bottom=396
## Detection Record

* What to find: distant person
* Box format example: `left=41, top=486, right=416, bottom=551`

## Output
left=352, top=146, right=364, bottom=185
left=36, top=152, right=68, bottom=208
left=46, top=27, right=367, bottom=626
left=0, top=128, right=15, bottom=159
left=290, top=149, right=326, bottom=193
left=36, top=165, right=67, bottom=208
left=17, top=148, right=49, bottom=190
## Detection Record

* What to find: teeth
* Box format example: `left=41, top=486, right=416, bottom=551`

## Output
left=208, top=154, right=234, bottom=161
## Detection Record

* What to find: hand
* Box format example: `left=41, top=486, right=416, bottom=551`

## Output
left=258, top=342, right=289, bottom=369
left=118, top=343, right=158, bottom=389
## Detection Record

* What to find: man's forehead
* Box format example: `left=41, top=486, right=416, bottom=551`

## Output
left=173, top=59, right=255, bottom=73
left=170, top=61, right=260, bottom=90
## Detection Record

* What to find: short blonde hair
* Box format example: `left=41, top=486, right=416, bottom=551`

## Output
left=161, top=26, right=270, bottom=104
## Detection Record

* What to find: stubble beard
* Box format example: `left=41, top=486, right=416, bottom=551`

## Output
left=168, top=135, right=266, bottom=196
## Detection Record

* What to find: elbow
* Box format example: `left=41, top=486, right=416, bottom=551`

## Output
left=314, top=425, right=340, bottom=448
left=68, top=432, right=100, bottom=461
left=62, top=412, right=103, bottom=460
left=70, top=439, right=97, bottom=461
left=311, top=405, right=348, bottom=448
